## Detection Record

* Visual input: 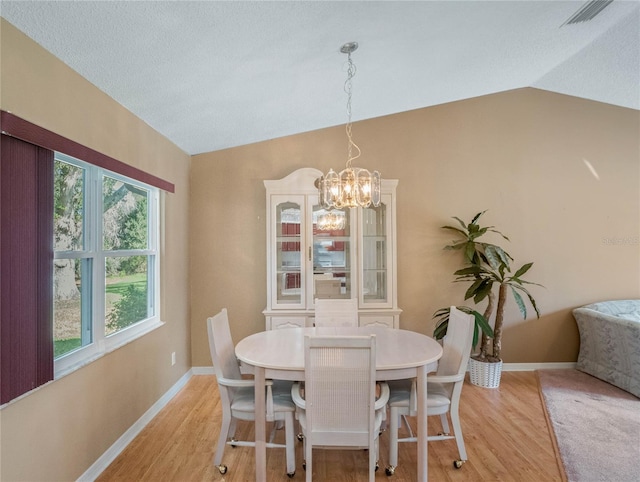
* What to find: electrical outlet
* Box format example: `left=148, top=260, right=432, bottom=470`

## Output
left=171, top=352, right=176, bottom=366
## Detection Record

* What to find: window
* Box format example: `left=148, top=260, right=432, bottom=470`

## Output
left=53, top=153, right=161, bottom=376
left=1, top=111, right=173, bottom=403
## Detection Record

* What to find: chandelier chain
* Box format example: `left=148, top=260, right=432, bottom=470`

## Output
left=344, top=51, right=361, bottom=168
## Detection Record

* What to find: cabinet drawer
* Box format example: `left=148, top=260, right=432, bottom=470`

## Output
left=359, top=315, right=395, bottom=329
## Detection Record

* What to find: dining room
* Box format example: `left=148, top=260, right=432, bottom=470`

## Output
left=1, top=1, right=639, bottom=481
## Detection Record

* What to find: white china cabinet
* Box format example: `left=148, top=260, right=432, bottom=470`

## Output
left=263, top=168, right=401, bottom=329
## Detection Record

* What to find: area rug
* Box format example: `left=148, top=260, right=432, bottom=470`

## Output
left=537, top=369, right=640, bottom=482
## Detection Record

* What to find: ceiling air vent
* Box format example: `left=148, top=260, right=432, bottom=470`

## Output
left=563, top=0, right=614, bottom=25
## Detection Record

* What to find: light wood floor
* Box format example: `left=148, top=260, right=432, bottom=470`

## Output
left=97, top=372, right=565, bottom=481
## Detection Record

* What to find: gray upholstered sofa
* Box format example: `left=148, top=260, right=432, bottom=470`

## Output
left=572, top=300, right=640, bottom=398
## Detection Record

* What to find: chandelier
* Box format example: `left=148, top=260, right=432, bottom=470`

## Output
left=317, top=210, right=346, bottom=231
left=318, top=42, right=381, bottom=209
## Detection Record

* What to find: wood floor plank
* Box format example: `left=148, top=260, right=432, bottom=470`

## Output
left=96, top=372, right=564, bottom=481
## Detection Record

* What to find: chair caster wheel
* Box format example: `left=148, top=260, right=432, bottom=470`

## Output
left=302, top=462, right=306, bottom=471
left=217, top=464, right=228, bottom=474
left=453, top=460, right=465, bottom=469
left=385, top=466, right=396, bottom=476
left=287, top=471, right=295, bottom=478
left=297, top=433, right=304, bottom=442
left=375, top=462, right=379, bottom=472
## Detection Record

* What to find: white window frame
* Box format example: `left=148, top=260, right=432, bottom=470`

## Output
left=53, top=153, right=162, bottom=378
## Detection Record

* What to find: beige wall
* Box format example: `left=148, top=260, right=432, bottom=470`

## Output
left=1, top=12, right=639, bottom=481
left=191, top=87, right=639, bottom=366
left=1, top=19, right=191, bottom=481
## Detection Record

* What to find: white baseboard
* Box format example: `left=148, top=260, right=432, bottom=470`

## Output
left=77, top=369, right=194, bottom=482
left=502, top=362, right=576, bottom=371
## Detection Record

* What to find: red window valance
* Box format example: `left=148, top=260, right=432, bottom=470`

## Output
left=1, top=110, right=175, bottom=193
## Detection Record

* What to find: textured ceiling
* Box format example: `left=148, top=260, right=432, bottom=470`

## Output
left=1, top=0, right=639, bottom=155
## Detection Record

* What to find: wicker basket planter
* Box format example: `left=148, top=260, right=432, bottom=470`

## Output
left=469, top=358, right=503, bottom=388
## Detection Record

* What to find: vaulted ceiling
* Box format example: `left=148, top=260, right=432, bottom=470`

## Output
left=2, top=1, right=638, bottom=155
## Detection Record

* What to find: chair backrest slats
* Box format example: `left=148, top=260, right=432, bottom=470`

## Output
left=304, top=335, right=376, bottom=446
left=314, top=298, right=359, bottom=327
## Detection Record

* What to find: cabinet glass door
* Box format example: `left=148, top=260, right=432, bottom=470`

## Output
left=312, top=206, right=352, bottom=300
left=361, top=202, right=388, bottom=304
left=275, top=200, right=303, bottom=306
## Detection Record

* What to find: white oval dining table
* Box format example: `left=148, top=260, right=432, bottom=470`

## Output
left=235, top=326, right=443, bottom=481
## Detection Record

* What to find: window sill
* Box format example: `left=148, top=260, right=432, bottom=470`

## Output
left=55, top=319, right=166, bottom=379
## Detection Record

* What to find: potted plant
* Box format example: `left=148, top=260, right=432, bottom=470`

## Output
left=436, top=211, right=542, bottom=387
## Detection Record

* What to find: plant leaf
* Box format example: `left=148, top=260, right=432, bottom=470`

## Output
left=441, top=225, right=467, bottom=236
left=433, top=319, right=449, bottom=340
left=454, top=266, right=483, bottom=276
left=492, top=244, right=513, bottom=265
left=511, top=286, right=527, bottom=319
left=464, top=241, right=476, bottom=262
left=498, top=262, right=507, bottom=279
left=472, top=323, right=479, bottom=350
left=527, top=292, right=541, bottom=318
left=464, top=279, right=484, bottom=300
left=512, top=284, right=542, bottom=318
left=484, top=245, right=503, bottom=271
left=451, top=216, right=467, bottom=230
left=487, top=228, right=510, bottom=242
left=470, top=211, right=487, bottom=224
left=433, top=307, right=450, bottom=318
left=473, top=279, right=493, bottom=304
left=473, top=310, right=494, bottom=337
left=513, top=262, right=533, bottom=279
left=518, top=279, right=545, bottom=287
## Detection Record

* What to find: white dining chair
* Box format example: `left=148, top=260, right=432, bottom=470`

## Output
left=207, top=309, right=296, bottom=477
left=291, top=334, right=389, bottom=482
left=314, top=297, right=359, bottom=327
left=385, top=306, right=475, bottom=475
